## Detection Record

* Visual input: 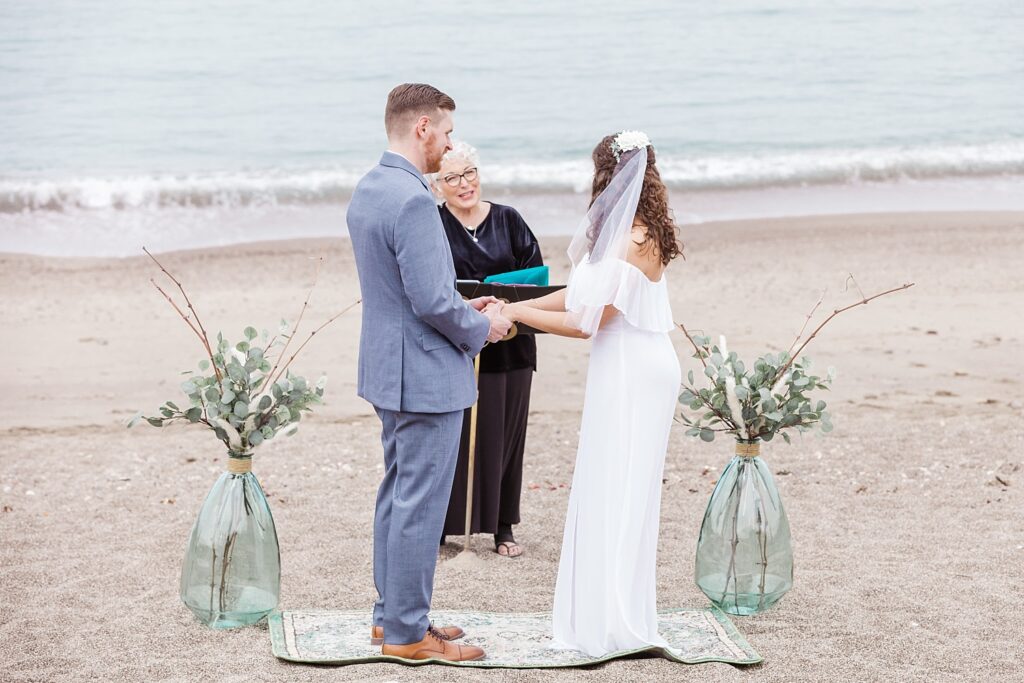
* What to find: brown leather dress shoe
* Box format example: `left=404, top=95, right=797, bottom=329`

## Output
left=380, top=625, right=484, bottom=662
left=370, top=623, right=465, bottom=646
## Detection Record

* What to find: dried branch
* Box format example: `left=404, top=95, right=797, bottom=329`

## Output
left=843, top=272, right=866, bottom=301
left=149, top=278, right=221, bottom=381
left=676, top=321, right=708, bottom=368
left=270, top=299, right=361, bottom=386
left=774, top=281, right=916, bottom=382
left=263, top=257, right=323, bottom=387
left=144, top=247, right=220, bottom=381
left=785, top=288, right=827, bottom=358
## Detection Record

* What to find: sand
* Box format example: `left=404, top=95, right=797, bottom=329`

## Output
left=2, top=212, right=1023, bottom=682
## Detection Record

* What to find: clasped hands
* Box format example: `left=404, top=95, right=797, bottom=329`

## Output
left=468, top=296, right=515, bottom=343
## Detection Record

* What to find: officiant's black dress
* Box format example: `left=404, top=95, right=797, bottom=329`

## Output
left=439, top=201, right=543, bottom=545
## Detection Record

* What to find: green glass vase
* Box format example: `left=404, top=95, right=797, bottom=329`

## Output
left=695, top=440, right=793, bottom=616
left=179, top=453, right=280, bottom=628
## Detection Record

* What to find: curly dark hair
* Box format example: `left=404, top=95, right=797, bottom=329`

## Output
left=589, top=134, right=682, bottom=265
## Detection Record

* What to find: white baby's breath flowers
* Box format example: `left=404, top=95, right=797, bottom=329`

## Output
left=611, top=130, right=651, bottom=160
left=724, top=376, right=749, bottom=440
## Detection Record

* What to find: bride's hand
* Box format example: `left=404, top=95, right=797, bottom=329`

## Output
left=468, top=295, right=500, bottom=311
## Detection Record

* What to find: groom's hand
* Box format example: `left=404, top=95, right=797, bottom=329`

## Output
left=483, top=305, right=512, bottom=343
left=468, top=295, right=500, bottom=311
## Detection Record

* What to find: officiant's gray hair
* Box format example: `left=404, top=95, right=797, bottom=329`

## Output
left=441, top=140, right=479, bottom=167
left=430, top=141, right=481, bottom=194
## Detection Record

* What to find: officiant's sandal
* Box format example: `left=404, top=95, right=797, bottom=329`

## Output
left=494, top=526, right=523, bottom=558
left=495, top=540, right=523, bottom=558
left=380, top=625, right=485, bottom=661
left=370, top=623, right=464, bottom=646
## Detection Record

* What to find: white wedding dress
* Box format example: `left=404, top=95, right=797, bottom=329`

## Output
left=551, top=256, right=680, bottom=657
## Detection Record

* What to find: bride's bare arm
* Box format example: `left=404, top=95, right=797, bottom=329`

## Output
left=517, top=287, right=567, bottom=312
left=504, top=301, right=617, bottom=339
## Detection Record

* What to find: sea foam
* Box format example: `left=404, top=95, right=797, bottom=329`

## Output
left=3, top=141, right=1024, bottom=214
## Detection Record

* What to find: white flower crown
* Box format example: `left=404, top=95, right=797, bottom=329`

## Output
left=610, top=130, right=651, bottom=160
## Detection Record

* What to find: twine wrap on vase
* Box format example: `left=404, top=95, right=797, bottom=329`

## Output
left=735, top=441, right=760, bottom=458
left=227, top=454, right=253, bottom=474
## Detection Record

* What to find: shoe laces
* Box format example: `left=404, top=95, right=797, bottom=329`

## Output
left=427, top=624, right=448, bottom=646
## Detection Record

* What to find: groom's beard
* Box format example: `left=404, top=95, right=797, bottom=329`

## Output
left=424, top=137, right=445, bottom=173
left=424, top=150, right=443, bottom=174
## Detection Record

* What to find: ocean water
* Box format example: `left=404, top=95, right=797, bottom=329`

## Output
left=1, top=0, right=1022, bottom=254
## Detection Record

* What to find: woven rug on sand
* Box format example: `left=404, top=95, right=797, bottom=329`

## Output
left=268, top=608, right=761, bottom=668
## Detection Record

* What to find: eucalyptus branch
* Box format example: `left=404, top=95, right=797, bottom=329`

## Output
left=676, top=321, right=738, bottom=429
left=681, top=379, right=740, bottom=432
left=675, top=281, right=912, bottom=444
left=263, top=257, right=323, bottom=386
left=135, top=256, right=342, bottom=452
left=774, top=282, right=915, bottom=382
left=676, top=321, right=708, bottom=368
left=144, top=247, right=221, bottom=381
left=697, top=392, right=739, bottom=431
left=270, top=299, right=361, bottom=386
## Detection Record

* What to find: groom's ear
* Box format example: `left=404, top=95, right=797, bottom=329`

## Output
left=413, top=115, right=432, bottom=140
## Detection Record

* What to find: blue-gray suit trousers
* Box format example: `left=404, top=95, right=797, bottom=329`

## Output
left=373, top=407, right=463, bottom=644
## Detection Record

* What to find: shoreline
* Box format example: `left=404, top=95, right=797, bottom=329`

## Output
left=3, top=208, right=1024, bottom=262
left=3, top=206, right=1024, bottom=263
left=3, top=176, right=1024, bottom=257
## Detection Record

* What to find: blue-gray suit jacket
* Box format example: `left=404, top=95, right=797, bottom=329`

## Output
left=347, top=152, right=490, bottom=414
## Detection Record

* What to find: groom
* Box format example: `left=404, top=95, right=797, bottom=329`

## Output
left=347, top=83, right=510, bottom=661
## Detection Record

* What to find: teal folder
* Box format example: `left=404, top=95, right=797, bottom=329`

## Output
left=483, top=265, right=550, bottom=286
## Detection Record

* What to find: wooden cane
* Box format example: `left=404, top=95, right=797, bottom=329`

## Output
left=461, top=352, right=482, bottom=551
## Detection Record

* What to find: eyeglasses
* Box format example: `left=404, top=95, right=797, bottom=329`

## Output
left=442, top=167, right=478, bottom=187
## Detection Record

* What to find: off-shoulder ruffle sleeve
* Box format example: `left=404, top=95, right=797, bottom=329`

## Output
left=565, top=257, right=674, bottom=337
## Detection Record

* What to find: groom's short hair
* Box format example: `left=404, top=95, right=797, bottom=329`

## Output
left=385, top=83, right=456, bottom=138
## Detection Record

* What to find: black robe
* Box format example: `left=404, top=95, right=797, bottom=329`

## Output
left=439, top=201, right=543, bottom=538
left=439, top=201, right=544, bottom=373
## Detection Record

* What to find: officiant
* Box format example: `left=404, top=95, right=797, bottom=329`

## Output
left=433, top=141, right=543, bottom=558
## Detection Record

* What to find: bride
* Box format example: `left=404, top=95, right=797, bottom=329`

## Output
left=498, top=131, right=683, bottom=657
